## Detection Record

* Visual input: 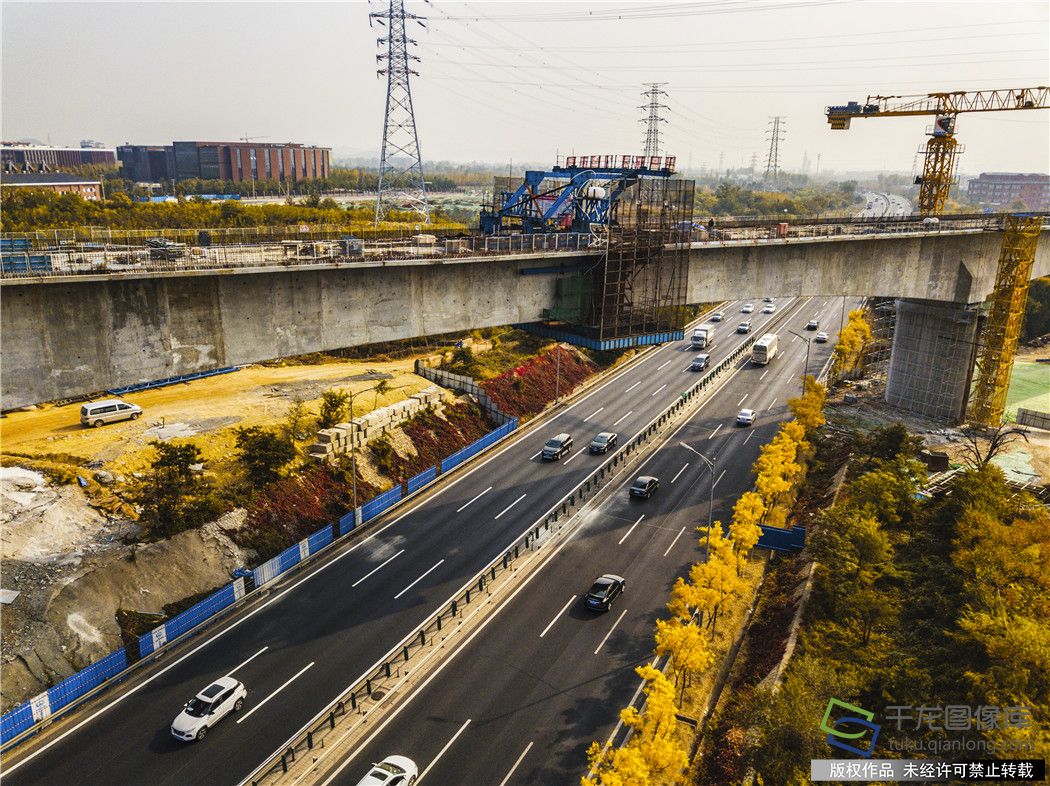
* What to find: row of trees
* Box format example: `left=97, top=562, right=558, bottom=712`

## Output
left=693, top=181, right=857, bottom=218
left=583, top=379, right=828, bottom=785
left=830, top=308, right=874, bottom=380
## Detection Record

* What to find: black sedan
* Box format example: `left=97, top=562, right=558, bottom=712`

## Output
left=584, top=574, right=626, bottom=612
left=629, top=475, right=660, bottom=499
left=589, top=432, right=618, bottom=453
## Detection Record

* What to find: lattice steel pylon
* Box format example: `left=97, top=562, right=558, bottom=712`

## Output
left=969, top=215, right=1043, bottom=426
left=371, top=0, right=430, bottom=224
left=764, top=116, right=785, bottom=183
left=640, top=83, right=668, bottom=159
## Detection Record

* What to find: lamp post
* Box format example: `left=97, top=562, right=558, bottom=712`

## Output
left=788, top=329, right=811, bottom=394
left=680, top=442, right=716, bottom=554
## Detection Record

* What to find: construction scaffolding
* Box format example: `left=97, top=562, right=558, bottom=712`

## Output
left=864, top=296, right=898, bottom=381
left=969, top=214, right=1043, bottom=426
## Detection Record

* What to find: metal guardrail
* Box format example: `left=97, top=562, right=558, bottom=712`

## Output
left=242, top=333, right=759, bottom=786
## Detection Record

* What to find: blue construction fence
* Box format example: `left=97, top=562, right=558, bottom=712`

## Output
left=0, top=416, right=520, bottom=748
left=757, top=525, right=807, bottom=553
left=107, top=366, right=240, bottom=396
left=515, top=323, right=684, bottom=352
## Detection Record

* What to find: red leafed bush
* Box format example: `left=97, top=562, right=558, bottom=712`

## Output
left=480, top=346, right=598, bottom=417
left=385, top=402, right=498, bottom=481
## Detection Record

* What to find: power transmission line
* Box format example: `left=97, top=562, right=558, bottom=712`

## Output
left=764, top=116, right=786, bottom=184
left=372, top=0, right=430, bottom=224
left=640, top=83, right=669, bottom=158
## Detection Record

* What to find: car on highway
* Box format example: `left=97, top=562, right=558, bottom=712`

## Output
left=737, top=320, right=752, bottom=334
left=815, top=331, right=829, bottom=343
left=80, top=398, right=142, bottom=428
left=170, top=677, right=246, bottom=742
left=805, top=319, right=819, bottom=330
left=542, top=433, right=574, bottom=461
left=736, top=408, right=757, bottom=426
left=762, top=303, right=775, bottom=314
left=589, top=432, right=618, bottom=454
left=710, top=311, right=724, bottom=322
left=353, top=755, right=419, bottom=786
left=630, top=475, right=660, bottom=499
left=741, top=303, right=755, bottom=313
left=689, top=354, right=710, bottom=372
left=584, top=574, right=625, bottom=612
left=763, top=297, right=774, bottom=303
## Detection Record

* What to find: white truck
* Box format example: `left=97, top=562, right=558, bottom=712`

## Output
left=690, top=324, right=716, bottom=350
left=752, top=333, right=779, bottom=365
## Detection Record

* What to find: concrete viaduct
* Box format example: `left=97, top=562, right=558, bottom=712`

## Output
left=3, top=226, right=1048, bottom=419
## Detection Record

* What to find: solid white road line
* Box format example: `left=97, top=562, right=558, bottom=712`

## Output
left=498, top=741, right=534, bottom=786
left=744, top=431, right=755, bottom=444
left=709, top=423, right=723, bottom=439
left=417, top=719, right=472, bottom=784
left=737, top=394, right=748, bottom=406
left=712, top=469, right=727, bottom=489
left=594, top=609, right=628, bottom=655
left=583, top=407, right=604, bottom=422
left=394, top=559, right=446, bottom=600
left=651, top=383, right=667, bottom=397
left=587, top=656, right=660, bottom=779
left=540, top=596, right=577, bottom=638
left=624, top=381, right=641, bottom=394
left=494, top=493, right=528, bottom=519
left=670, top=463, right=690, bottom=483
left=237, top=662, right=315, bottom=724
left=760, top=369, right=769, bottom=380
left=618, top=514, right=645, bottom=546
left=351, top=550, right=404, bottom=588
left=612, top=410, right=633, bottom=426
left=657, top=359, right=672, bottom=370
left=456, top=486, right=492, bottom=513
left=563, top=448, right=586, bottom=466
left=224, top=646, right=268, bottom=679
left=663, top=526, right=687, bottom=557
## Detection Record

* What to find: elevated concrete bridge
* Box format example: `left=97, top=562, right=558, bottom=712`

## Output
left=2, top=220, right=1048, bottom=415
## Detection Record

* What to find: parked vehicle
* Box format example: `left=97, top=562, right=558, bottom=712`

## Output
left=80, top=399, right=142, bottom=428
left=353, top=756, right=419, bottom=786
left=542, top=433, right=573, bottom=461
left=170, top=678, right=247, bottom=741
left=737, top=320, right=752, bottom=334
left=584, top=574, right=625, bottom=612
left=751, top=333, right=779, bottom=365
left=815, top=331, right=829, bottom=343
left=690, top=324, right=716, bottom=349
left=630, top=475, right=660, bottom=498
left=589, top=432, right=618, bottom=454
left=690, top=354, right=710, bottom=372
left=736, top=408, right=757, bottom=426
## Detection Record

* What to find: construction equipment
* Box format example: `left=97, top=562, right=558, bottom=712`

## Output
left=826, top=86, right=1049, bottom=215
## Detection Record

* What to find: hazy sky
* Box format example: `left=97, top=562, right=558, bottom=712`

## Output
left=3, top=1, right=1048, bottom=176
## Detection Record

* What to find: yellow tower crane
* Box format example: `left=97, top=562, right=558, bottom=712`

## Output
left=825, top=86, right=1049, bottom=427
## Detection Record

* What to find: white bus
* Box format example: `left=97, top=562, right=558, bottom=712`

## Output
left=752, top=333, right=779, bottom=365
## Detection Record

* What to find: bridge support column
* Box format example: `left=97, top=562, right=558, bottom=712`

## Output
left=885, top=298, right=979, bottom=423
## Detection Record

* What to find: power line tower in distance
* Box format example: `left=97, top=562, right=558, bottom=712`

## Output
left=764, top=115, right=786, bottom=185
left=640, top=83, right=669, bottom=158
left=371, top=0, right=430, bottom=224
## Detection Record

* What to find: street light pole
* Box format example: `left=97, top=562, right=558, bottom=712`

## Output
left=788, top=329, right=811, bottom=394
left=680, top=442, right=716, bottom=554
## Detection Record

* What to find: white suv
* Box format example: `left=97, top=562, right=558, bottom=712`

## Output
left=171, top=677, right=247, bottom=741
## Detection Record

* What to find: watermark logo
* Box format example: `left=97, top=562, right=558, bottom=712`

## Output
left=821, top=698, right=882, bottom=758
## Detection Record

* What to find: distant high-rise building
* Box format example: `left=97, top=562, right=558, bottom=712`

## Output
left=966, top=172, right=1050, bottom=211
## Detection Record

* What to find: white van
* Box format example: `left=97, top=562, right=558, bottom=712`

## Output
left=80, top=399, right=142, bottom=427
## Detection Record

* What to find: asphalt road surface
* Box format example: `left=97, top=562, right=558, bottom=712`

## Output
left=322, top=298, right=857, bottom=786
left=5, top=297, right=812, bottom=786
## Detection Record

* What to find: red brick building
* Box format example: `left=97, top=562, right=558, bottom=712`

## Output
left=966, top=172, right=1050, bottom=211
left=169, top=141, right=330, bottom=183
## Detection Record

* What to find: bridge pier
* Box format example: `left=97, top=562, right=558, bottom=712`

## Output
left=884, top=298, right=979, bottom=423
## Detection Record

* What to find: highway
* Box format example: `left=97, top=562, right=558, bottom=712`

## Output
left=4, top=298, right=806, bottom=786
left=318, top=297, right=855, bottom=786
left=858, top=191, right=911, bottom=219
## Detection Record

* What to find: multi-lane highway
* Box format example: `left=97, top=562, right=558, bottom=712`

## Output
left=317, top=297, right=854, bottom=786
left=858, top=191, right=912, bottom=219
left=4, top=297, right=809, bottom=786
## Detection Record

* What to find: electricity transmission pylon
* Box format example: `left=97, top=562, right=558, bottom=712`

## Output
left=371, top=0, right=430, bottom=224
left=764, top=115, right=786, bottom=184
left=640, top=83, right=669, bottom=158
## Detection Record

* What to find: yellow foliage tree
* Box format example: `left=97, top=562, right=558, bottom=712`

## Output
left=787, top=375, right=826, bottom=432
left=655, top=617, right=716, bottom=701
left=729, top=491, right=765, bottom=572
left=582, top=742, right=651, bottom=786
left=830, top=309, right=873, bottom=380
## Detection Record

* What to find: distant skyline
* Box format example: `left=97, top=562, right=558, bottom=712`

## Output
left=2, top=1, right=1048, bottom=178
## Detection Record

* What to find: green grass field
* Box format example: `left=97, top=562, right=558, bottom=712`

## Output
left=1005, top=360, right=1049, bottom=420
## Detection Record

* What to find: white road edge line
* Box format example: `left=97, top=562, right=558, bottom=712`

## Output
left=586, top=656, right=659, bottom=780
left=236, top=662, right=315, bottom=724
left=583, top=407, right=604, bottom=422
left=663, top=526, right=687, bottom=557
left=494, top=494, right=528, bottom=520
left=417, top=718, right=471, bottom=784
left=394, top=559, right=446, bottom=600
left=594, top=609, right=628, bottom=655
left=498, top=741, right=534, bottom=786
left=624, top=381, right=641, bottom=394
left=539, top=596, right=577, bottom=638
left=709, top=423, right=723, bottom=440
left=612, top=410, right=633, bottom=426
left=651, top=383, right=667, bottom=397
left=224, top=646, right=268, bottom=679
left=351, top=550, right=404, bottom=588
left=618, top=514, right=645, bottom=546
left=456, top=486, right=492, bottom=513
left=670, top=463, right=690, bottom=484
